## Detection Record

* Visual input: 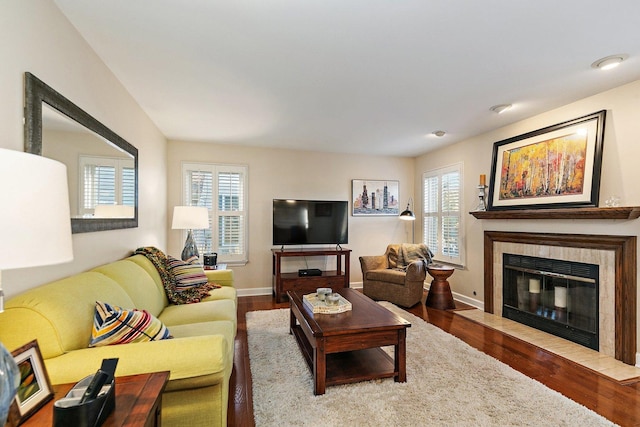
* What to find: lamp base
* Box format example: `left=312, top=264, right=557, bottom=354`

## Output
left=0, top=341, right=20, bottom=426
left=181, top=230, right=200, bottom=261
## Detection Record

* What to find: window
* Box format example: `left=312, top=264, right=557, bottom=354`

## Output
left=79, top=155, right=135, bottom=217
left=423, top=163, right=464, bottom=266
left=182, top=163, right=248, bottom=264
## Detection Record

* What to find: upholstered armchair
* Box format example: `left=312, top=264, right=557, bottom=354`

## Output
left=359, top=244, right=431, bottom=308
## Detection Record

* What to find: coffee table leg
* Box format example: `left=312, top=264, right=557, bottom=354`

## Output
left=314, top=339, right=326, bottom=395
left=289, top=305, right=295, bottom=334
left=395, top=329, right=407, bottom=382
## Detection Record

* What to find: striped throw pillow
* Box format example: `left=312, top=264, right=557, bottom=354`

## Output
left=167, top=255, right=208, bottom=291
left=89, top=301, right=171, bottom=347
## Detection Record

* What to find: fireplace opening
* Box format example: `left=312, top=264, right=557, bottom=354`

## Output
left=502, top=253, right=599, bottom=350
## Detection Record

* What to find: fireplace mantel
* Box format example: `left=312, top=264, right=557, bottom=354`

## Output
left=470, top=206, right=640, bottom=220
left=483, top=231, right=637, bottom=365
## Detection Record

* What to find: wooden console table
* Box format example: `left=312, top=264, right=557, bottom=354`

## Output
left=20, top=372, right=169, bottom=427
left=272, top=247, right=351, bottom=302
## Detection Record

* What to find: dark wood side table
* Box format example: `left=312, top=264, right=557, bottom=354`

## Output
left=425, top=265, right=456, bottom=310
left=21, top=371, right=169, bottom=427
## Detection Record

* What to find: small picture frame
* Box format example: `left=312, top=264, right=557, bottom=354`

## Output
left=352, top=179, right=400, bottom=216
left=6, top=340, right=53, bottom=427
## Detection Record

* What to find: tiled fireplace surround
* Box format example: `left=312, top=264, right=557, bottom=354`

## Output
left=483, top=231, right=637, bottom=365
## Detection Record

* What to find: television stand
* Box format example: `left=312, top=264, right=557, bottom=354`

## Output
left=272, top=247, right=351, bottom=303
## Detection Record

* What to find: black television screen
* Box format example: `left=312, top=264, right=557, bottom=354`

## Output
left=273, top=199, right=348, bottom=246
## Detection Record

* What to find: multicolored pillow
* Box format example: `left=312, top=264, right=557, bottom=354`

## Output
left=167, top=255, right=209, bottom=291
left=89, top=301, right=172, bottom=347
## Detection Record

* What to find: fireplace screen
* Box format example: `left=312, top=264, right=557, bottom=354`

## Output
left=502, top=253, right=599, bottom=350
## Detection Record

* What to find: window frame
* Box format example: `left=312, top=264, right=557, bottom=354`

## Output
left=422, top=162, right=465, bottom=267
left=79, top=155, right=135, bottom=217
left=181, top=162, right=249, bottom=265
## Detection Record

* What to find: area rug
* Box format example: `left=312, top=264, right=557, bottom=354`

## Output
left=247, top=302, right=617, bottom=426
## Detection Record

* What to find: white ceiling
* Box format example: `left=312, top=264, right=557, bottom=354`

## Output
left=53, top=0, right=640, bottom=157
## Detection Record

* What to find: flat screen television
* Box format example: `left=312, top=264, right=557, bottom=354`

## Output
left=273, top=199, right=348, bottom=246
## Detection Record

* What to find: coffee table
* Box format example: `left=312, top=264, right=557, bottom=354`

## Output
left=288, top=288, right=411, bottom=395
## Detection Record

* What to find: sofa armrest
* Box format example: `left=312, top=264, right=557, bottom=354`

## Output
left=405, top=260, right=427, bottom=282
left=359, top=255, right=387, bottom=273
left=44, top=335, right=228, bottom=386
left=205, top=269, right=234, bottom=287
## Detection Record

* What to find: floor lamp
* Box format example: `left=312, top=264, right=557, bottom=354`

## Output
left=172, top=206, right=210, bottom=261
left=0, top=148, right=74, bottom=425
left=399, top=197, right=416, bottom=243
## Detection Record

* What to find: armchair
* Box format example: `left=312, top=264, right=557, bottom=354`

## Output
left=359, top=244, right=431, bottom=308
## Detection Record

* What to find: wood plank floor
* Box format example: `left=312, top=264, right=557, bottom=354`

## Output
left=228, top=292, right=640, bottom=427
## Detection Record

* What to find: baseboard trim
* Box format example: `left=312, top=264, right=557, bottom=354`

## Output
left=237, top=287, right=272, bottom=297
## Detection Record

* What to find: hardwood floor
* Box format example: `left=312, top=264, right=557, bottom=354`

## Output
left=228, top=292, right=640, bottom=426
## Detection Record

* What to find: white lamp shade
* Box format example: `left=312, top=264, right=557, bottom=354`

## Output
left=0, top=148, right=73, bottom=269
left=172, top=206, right=209, bottom=230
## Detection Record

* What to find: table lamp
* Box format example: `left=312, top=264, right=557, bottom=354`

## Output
left=172, top=206, right=209, bottom=261
left=399, top=197, right=416, bottom=243
left=0, top=148, right=74, bottom=426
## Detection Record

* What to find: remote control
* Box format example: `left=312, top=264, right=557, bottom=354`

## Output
left=79, top=370, right=109, bottom=404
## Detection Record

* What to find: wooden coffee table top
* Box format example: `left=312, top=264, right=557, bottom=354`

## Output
left=289, top=288, right=411, bottom=335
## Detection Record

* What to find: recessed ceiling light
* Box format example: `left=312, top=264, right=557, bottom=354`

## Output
left=591, top=54, right=628, bottom=70
left=432, top=130, right=446, bottom=137
left=490, top=104, right=512, bottom=114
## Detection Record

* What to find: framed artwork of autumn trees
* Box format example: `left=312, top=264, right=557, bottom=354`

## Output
left=488, top=110, right=606, bottom=210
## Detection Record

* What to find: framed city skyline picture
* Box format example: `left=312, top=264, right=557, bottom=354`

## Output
left=352, top=179, right=399, bottom=216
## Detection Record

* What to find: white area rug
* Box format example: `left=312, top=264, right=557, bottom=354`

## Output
left=247, top=302, right=617, bottom=426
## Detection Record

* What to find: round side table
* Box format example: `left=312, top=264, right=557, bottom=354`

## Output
left=425, top=264, right=456, bottom=310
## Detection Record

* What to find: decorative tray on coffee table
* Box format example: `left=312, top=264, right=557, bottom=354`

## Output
left=303, top=293, right=353, bottom=314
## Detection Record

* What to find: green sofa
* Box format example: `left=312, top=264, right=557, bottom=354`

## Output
left=0, top=253, right=236, bottom=427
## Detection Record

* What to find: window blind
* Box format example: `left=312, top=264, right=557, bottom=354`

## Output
left=183, top=163, right=248, bottom=263
left=423, top=163, right=464, bottom=266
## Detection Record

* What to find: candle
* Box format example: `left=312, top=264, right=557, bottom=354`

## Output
left=554, top=286, right=567, bottom=308
left=528, top=278, right=540, bottom=294
left=480, top=174, right=486, bottom=186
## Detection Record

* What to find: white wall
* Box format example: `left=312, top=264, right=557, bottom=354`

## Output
left=167, top=141, right=415, bottom=293
left=416, top=78, right=640, bottom=349
left=0, top=1, right=168, bottom=298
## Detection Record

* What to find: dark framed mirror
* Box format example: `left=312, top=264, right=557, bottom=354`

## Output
left=24, top=72, right=138, bottom=233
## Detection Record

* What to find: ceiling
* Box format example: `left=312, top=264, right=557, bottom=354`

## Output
left=53, top=0, right=640, bottom=157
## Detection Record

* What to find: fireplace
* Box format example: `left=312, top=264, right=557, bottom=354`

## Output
left=483, top=231, right=636, bottom=365
left=502, top=253, right=599, bottom=350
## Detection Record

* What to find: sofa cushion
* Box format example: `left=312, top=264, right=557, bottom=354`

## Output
left=1, top=272, right=136, bottom=358
left=201, top=287, right=237, bottom=305
left=126, top=255, right=170, bottom=305
left=159, top=299, right=237, bottom=332
left=92, top=259, right=167, bottom=317
left=167, top=256, right=209, bottom=290
left=90, top=301, right=172, bottom=347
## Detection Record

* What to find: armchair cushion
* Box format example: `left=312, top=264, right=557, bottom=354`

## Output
left=365, top=269, right=406, bottom=285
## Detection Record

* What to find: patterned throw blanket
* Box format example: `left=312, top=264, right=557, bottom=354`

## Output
left=134, top=246, right=219, bottom=305
left=397, top=243, right=433, bottom=270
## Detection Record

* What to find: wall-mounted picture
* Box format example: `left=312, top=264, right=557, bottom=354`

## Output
left=352, top=179, right=399, bottom=216
left=488, top=110, right=606, bottom=210
left=6, top=340, right=53, bottom=427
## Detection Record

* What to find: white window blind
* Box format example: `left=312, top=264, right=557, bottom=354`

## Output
left=423, top=163, right=464, bottom=266
left=183, top=163, right=248, bottom=264
left=79, top=156, right=135, bottom=217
